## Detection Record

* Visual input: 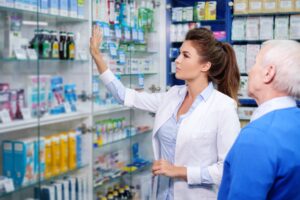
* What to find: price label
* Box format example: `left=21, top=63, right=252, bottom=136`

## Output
left=14, top=48, right=27, bottom=60
left=21, top=108, right=31, bottom=120
left=3, top=179, right=14, bottom=192
left=64, top=103, right=72, bottom=113
left=26, top=49, right=38, bottom=60
left=0, top=110, right=12, bottom=123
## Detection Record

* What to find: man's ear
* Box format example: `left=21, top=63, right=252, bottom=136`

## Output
left=201, top=61, right=212, bottom=72
left=263, top=65, right=276, bottom=84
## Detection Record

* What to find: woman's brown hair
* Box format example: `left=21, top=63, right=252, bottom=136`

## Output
left=185, top=28, right=240, bottom=102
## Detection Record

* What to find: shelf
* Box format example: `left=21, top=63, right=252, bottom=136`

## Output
left=0, top=164, right=88, bottom=198
left=93, top=105, right=131, bottom=116
left=172, top=19, right=226, bottom=24
left=0, top=5, right=88, bottom=23
left=93, top=162, right=152, bottom=189
left=100, top=49, right=158, bottom=56
left=117, top=72, right=158, bottom=76
left=94, top=129, right=152, bottom=149
left=233, top=12, right=300, bottom=17
left=239, top=98, right=257, bottom=107
left=0, top=111, right=89, bottom=134
left=0, top=58, right=89, bottom=63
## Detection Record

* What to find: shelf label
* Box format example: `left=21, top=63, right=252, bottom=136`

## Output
left=0, top=110, right=12, bottom=123
left=3, top=178, right=15, bottom=192
left=21, top=108, right=31, bottom=120
left=26, top=49, right=38, bottom=60
left=14, top=48, right=27, bottom=60
left=64, top=103, right=72, bottom=113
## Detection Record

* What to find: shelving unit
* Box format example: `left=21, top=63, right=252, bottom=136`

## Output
left=166, top=0, right=232, bottom=86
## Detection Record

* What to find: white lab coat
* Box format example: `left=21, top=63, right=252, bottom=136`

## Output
left=124, top=85, right=240, bottom=200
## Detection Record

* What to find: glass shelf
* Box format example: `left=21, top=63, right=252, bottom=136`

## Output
left=0, top=58, right=89, bottom=62
left=93, top=162, right=152, bottom=189
left=0, top=5, right=88, bottom=24
left=100, top=49, right=158, bottom=56
left=233, top=12, right=300, bottom=17
left=0, top=164, right=88, bottom=198
left=117, top=72, right=158, bottom=76
left=232, top=39, right=300, bottom=45
left=94, top=129, right=152, bottom=150
left=172, top=19, right=226, bottom=24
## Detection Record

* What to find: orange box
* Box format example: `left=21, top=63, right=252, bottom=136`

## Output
left=234, top=0, right=249, bottom=14
left=277, top=0, right=294, bottom=12
left=262, top=0, right=277, bottom=13
left=249, top=0, right=263, bottom=13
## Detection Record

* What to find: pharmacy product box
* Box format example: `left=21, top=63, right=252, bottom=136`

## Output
left=60, top=0, right=68, bottom=16
left=13, top=138, right=35, bottom=187
left=205, top=1, right=217, bottom=20
left=233, top=45, right=246, bottom=73
left=277, top=0, right=294, bottom=12
left=290, top=15, right=300, bottom=39
left=246, top=17, right=260, bottom=40
left=39, top=0, right=49, bottom=14
left=59, top=133, right=69, bottom=173
left=259, top=17, right=274, bottom=40
left=44, top=137, right=52, bottom=178
left=246, top=45, right=260, bottom=71
left=0, top=0, right=14, bottom=7
left=194, top=2, right=206, bottom=20
left=77, top=0, right=85, bottom=18
left=2, top=141, right=14, bottom=180
left=274, top=16, right=289, bottom=39
left=231, top=18, right=246, bottom=40
left=182, top=6, right=193, bottom=21
left=262, top=0, right=277, bottom=12
left=234, top=0, right=249, bottom=14
left=49, top=0, right=59, bottom=15
left=50, top=135, right=61, bottom=176
left=34, top=137, right=46, bottom=180
left=248, top=0, right=263, bottom=13
left=68, top=0, right=77, bottom=17
left=68, top=131, right=77, bottom=170
left=296, top=0, right=300, bottom=11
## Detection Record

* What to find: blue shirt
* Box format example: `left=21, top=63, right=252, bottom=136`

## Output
left=100, top=70, right=215, bottom=200
left=218, top=97, right=300, bottom=200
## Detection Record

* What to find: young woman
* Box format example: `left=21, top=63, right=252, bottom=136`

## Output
left=90, top=26, right=241, bottom=200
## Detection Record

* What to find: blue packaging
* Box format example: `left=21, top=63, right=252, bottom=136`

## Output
left=68, top=0, right=77, bottom=17
left=64, top=84, right=77, bottom=112
left=13, top=138, right=35, bottom=187
left=49, top=0, right=59, bottom=15
left=2, top=141, right=14, bottom=180
left=40, top=0, right=49, bottom=13
left=75, top=129, right=82, bottom=167
left=31, top=0, right=38, bottom=11
left=59, top=0, right=68, bottom=16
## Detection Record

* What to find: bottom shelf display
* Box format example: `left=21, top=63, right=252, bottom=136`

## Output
left=0, top=164, right=89, bottom=198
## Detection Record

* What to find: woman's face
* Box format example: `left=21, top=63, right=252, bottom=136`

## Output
left=175, top=40, right=210, bottom=81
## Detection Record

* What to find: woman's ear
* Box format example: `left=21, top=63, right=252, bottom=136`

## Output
left=201, top=61, right=212, bottom=72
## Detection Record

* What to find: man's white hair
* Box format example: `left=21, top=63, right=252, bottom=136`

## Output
left=262, top=40, right=300, bottom=98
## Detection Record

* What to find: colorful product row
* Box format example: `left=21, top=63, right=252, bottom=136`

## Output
left=2, top=129, right=84, bottom=188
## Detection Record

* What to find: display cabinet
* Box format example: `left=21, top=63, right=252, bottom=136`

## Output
left=0, top=0, right=166, bottom=199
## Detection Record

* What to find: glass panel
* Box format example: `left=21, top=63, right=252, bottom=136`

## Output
left=0, top=1, right=39, bottom=199
left=91, top=0, right=160, bottom=199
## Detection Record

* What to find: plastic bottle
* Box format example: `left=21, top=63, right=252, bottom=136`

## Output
left=40, top=29, right=51, bottom=58
left=30, top=29, right=41, bottom=55
left=67, top=32, right=76, bottom=60
left=59, top=31, right=68, bottom=59
left=50, top=31, right=59, bottom=59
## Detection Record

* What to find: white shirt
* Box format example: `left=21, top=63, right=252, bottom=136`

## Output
left=251, top=96, right=297, bottom=122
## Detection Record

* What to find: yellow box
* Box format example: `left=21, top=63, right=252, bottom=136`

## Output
left=234, top=0, right=249, bottom=14
left=249, top=0, right=263, bottom=13
left=205, top=1, right=217, bottom=20
left=262, top=0, right=277, bottom=13
left=51, top=135, right=61, bottom=176
left=277, top=0, right=294, bottom=12
left=295, top=0, right=300, bottom=11
left=44, top=137, right=52, bottom=178
left=68, top=131, right=77, bottom=170
left=59, top=133, right=69, bottom=173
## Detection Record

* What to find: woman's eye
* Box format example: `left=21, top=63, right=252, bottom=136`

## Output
left=183, top=54, right=189, bottom=58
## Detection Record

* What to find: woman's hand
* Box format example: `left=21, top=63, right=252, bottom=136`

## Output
left=152, top=160, right=187, bottom=180
left=90, top=25, right=102, bottom=58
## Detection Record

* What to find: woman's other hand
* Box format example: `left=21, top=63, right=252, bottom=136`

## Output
left=152, top=160, right=187, bottom=180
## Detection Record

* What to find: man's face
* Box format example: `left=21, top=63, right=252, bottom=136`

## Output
left=247, top=48, right=267, bottom=99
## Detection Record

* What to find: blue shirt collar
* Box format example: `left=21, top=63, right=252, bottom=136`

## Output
left=178, top=82, right=214, bottom=102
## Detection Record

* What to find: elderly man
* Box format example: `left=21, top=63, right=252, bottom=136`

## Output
left=218, top=40, right=300, bottom=200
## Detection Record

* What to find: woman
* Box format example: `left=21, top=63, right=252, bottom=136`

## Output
left=90, top=26, right=241, bottom=199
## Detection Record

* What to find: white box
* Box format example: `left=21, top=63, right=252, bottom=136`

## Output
left=233, top=45, right=247, bottom=73
left=232, top=18, right=246, bottom=40
left=60, top=0, right=68, bottom=16
left=246, top=44, right=260, bottom=72
left=68, top=0, right=77, bottom=17
left=49, top=0, right=59, bottom=15
left=290, top=15, right=300, bottom=39
left=259, top=17, right=274, bottom=40
left=274, top=16, right=289, bottom=39
left=239, top=75, right=249, bottom=97
left=238, top=107, right=256, bottom=120
left=246, top=17, right=260, bottom=40
left=249, top=0, right=263, bottom=13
